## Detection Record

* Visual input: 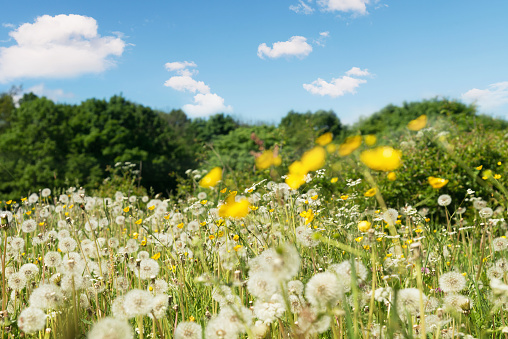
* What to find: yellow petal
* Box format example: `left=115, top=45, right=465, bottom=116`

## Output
left=407, top=115, right=427, bottom=131
left=315, top=132, right=333, bottom=146
left=360, top=146, right=402, bottom=172
left=199, top=167, right=222, bottom=188
left=338, top=136, right=362, bottom=156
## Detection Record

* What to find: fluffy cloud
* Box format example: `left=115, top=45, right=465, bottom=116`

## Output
left=462, top=82, right=508, bottom=110
left=164, top=61, right=232, bottom=117
left=183, top=93, right=233, bottom=118
left=0, top=14, right=125, bottom=83
left=26, top=83, right=74, bottom=101
left=303, top=68, right=369, bottom=97
left=164, top=75, right=210, bottom=94
left=345, top=67, right=370, bottom=77
left=289, top=0, right=315, bottom=14
left=317, top=0, right=370, bottom=14
left=257, top=36, right=312, bottom=59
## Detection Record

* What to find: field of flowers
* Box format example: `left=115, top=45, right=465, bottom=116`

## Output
left=2, top=114, right=508, bottom=339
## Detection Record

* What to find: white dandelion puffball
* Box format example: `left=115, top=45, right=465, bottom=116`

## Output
left=305, top=272, right=342, bottom=308
left=479, top=207, right=493, bottom=218
left=17, top=307, right=47, bottom=334
left=123, top=289, right=154, bottom=318
left=175, top=321, right=203, bottom=339
left=439, top=271, right=467, bottom=293
left=21, top=219, right=37, bottom=233
left=438, top=194, right=452, bottom=206
left=87, top=317, right=133, bottom=339
left=383, top=209, right=398, bottom=225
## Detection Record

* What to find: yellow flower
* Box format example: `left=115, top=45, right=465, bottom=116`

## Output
left=6, top=200, right=12, bottom=204
left=364, top=188, right=377, bottom=197
left=255, top=150, right=281, bottom=170
left=299, top=209, right=314, bottom=225
left=364, top=134, right=377, bottom=146
left=407, top=114, right=427, bottom=131
left=132, top=232, right=139, bottom=239
left=360, top=146, right=402, bottom=171
left=233, top=244, right=243, bottom=252
left=148, top=205, right=156, bottom=211
left=135, top=219, right=142, bottom=225
left=189, top=316, right=195, bottom=322
left=316, top=132, right=333, bottom=146
left=494, top=174, right=502, bottom=179
left=151, top=252, right=161, bottom=260
left=233, top=234, right=239, bottom=241
left=220, top=187, right=227, bottom=193
left=164, top=214, right=170, bottom=220
left=249, top=206, right=259, bottom=211
left=200, top=200, right=207, bottom=205
left=498, top=162, right=502, bottom=166
left=428, top=176, right=448, bottom=189
left=340, top=195, right=348, bottom=200
left=209, top=234, right=215, bottom=240
left=219, top=195, right=250, bottom=219
left=177, top=223, right=184, bottom=229
left=387, top=172, right=396, bottom=181
left=330, top=177, right=338, bottom=183
left=123, top=207, right=130, bottom=213
left=338, top=135, right=362, bottom=156
left=476, top=165, right=483, bottom=170
left=355, top=236, right=363, bottom=242
left=326, top=143, right=337, bottom=153
left=149, top=286, right=153, bottom=291
left=26, top=211, right=31, bottom=215
left=200, top=221, right=206, bottom=226
left=311, top=195, right=318, bottom=200
left=300, top=146, right=326, bottom=172
left=358, top=220, right=371, bottom=232
left=21, top=197, right=27, bottom=202
left=199, top=167, right=222, bottom=188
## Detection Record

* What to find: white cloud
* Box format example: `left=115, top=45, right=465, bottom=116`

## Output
left=26, top=83, right=74, bottom=101
left=317, top=0, right=370, bottom=14
left=164, top=61, right=232, bottom=117
left=303, top=68, right=369, bottom=97
left=0, top=14, right=125, bottom=83
left=319, top=31, right=330, bottom=37
left=345, top=67, right=370, bottom=77
left=257, top=36, right=312, bottom=59
left=2, top=23, right=14, bottom=28
left=164, top=75, right=210, bottom=94
left=182, top=93, right=233, bottom=118
left=289, top=0, right=315, bottom=14
left=462, top=82, right=508, bottom=110
left=164, top=61, right=197, bottom=73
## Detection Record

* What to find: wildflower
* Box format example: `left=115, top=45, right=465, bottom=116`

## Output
left=437, top=194, right=452, bottom=206
left=29, top=284, right=64, bottom=310
left=479, top=207, right=493, bottom=218
left=8, top=272, right=27, bottom=291
left=288, top=280, right=305, bottom=295
left=495, top=174, right=502, bottom=179
left=205, top=314, right=238, bottom=339
left=153, top=279, right=169, bottom=295
left=150, top=294, right=169, bottom=319
left=338, top=136, right=362, bottom=156
left=123, top=289, right=154, bottom=318
left=360, top=146, right=402, bottom=171
left=175, top=321, right=202, bottom=339
left=247, top=271, right=279, bottom=300
left=219, top=195, right=250, bottom=219
left=328, top=260, right=368, bottom=292
left=20, top=263, right=39, bottom=280
left=305, top=272, right=343, bottom=308
left=397, top=288, right=426, bottom=317
left=476, top=165, right=483, bottom=170
left=21, top=219, right=37, bottom=233
left=358, top=220, right=371, bottom=232
left=41, top=188, right=51, bottom=197
left=428, top=176, right=448, bottom=189
left=364, top=134, right=376, bottom=146
left=44, top=251, right=62, bottom=268
left=255, top=150, right=281, bottom=169
left=138, top=259, right=160, bottom=280
left=407, top=114, right=427, bottom=131
left=87, top=317, right=133, bottom=339
left=364, top=188, right=376, bottom=197
left=316, top=132, right=333, bottom=146
left=443, top=294, right=472, bottom=313
left=439, top=272, right=467, bottom=293
left=253, top=294, right=286, bottom=325
left=199, top=167, right=222, bottom=188
left=330, top=177, right=338, bottom=183
left=493, top=237, right=508, bottom=252
left=17, top=306, right=47, bottom=334
left=383, top=208, right=398, bottom=226
left=300, top=209, right=314, bottom=225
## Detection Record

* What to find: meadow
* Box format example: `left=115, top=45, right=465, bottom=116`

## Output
left=2, top=112, right=508, bottom=339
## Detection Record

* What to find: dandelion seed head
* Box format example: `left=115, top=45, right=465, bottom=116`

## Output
left=439, top=271, right=467, bottom=293
left=305, top=272, right=342, bottom=307
left=123, top=289, right=154, bottom=318
left=8, top=272, right=27, bottom=291
left=87, top=317, right=133, bottom=339
left=21, top=219, right=37, bottom=233
left=20, top=263, right=39, bottom=280
left=247, top=271, right=279, bottom=300
left=438, top=194, right=452, bottom=206
left=29, top=284, right=64, bottom=310
left=17, top=306, right=47, bottom=334
left=397, top=288, right=426, bottom=318
left=44, top=251, right=62, bottom=268
left=175, top=321, right=203, bottom=339
left=493, top=237, right=508, bottom=252
left=383, top=209, right=398, bottom=225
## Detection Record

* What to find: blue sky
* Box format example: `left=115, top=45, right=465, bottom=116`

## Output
left=1, top=0, right=507, bottom=125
